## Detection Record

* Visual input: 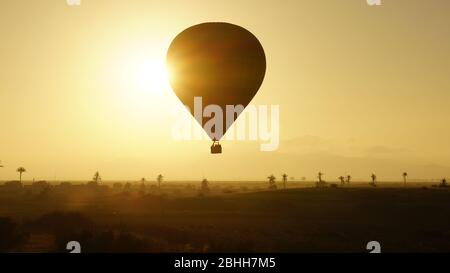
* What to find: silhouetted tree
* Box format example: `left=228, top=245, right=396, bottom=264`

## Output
left=92, top=171, right=101, bottom=184
left=316, top=171, right=327, bottom=187
left=113, top=182, right=123, bottom=191
left=282, top=174, right=288, bottom=189
left=201, top=178, right=209, bottom=193
left=370, top=173, right=377, bottom=187
left=16, top=167, right=26, bottom=183
left=339, top=176, right=345, bottom=186
left=403, top=172, right=408, bottom=187
left=157, top=174, right=163, bottom=188
left=123, top=182, right=132, bottom=193
left=139, top=178, right=146, bottom=195
left=0, top=161, right=3, bottom=186
left=346, top=175, right=351, bottom=184
left=318, top=172, right=323, bottom=183
left=268, top=175, right=276, bottom=190
left=2, top=181, right=22, bottom=192
left=32, top=180, right=50, bottom=194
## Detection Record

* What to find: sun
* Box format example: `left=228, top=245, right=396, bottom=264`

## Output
left=115, top=53, right=172, bottom=103
left=113, top=46, right=172, bottom=98
left=111, top=49, right=176, bottom=124
left=135, top=58, right=170, bottom=92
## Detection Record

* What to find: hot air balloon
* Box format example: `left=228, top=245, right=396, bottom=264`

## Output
left=166, top=22, right=266, bottom=153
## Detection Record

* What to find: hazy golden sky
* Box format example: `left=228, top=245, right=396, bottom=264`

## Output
left=1, top=0, right=450, bottom=181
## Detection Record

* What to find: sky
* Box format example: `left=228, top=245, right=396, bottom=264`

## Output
left=1, top=0, right=450, bottom=182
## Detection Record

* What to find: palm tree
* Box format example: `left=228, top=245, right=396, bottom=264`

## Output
left=267, top=175, right=276, bottom=190
left=16, top=167, right=26, bottom=183
left=318, top=172, right=324, bottom=183
left=338, top=176, right=345, bottom=186
left=403, top=172, right=408, bottom=187
left=201, top=178, right=209, bottom=193
left=315, top=171, right=326, bottom=187
left=370, top=173, right=377, bottom=187
left=139, top=178, right=146, bottom=195
left=92, top=171, right=101, bottom=184
left=282, top=174, right=288, bottom=189
left=346, top=175, right=351, bottom=184
left=157, top=174, right=163, bottom=188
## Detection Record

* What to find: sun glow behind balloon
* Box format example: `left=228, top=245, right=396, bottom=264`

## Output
left=117, top=53, right=171, bottom=104
left=109, top=47, right=179, bottom=127
left=135, top=59, right=170, bottom=92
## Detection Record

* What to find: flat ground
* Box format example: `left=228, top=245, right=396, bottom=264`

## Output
left=1, top=182, right=449, bottom=252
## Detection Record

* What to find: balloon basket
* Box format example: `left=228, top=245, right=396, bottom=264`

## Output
left=211, top=140, right=222, bottom=154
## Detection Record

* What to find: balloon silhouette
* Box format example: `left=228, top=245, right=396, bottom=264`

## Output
left=167, top=22, right=266, bottom=146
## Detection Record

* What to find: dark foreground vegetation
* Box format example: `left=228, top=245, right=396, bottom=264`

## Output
left=1, top=181, right=450, bottom=252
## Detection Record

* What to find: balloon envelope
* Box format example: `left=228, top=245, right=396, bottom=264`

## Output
left=167, top=22, right=266, bottom=140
